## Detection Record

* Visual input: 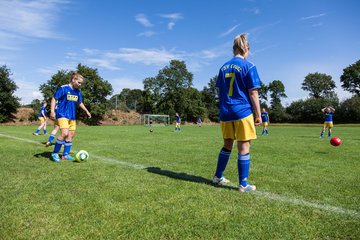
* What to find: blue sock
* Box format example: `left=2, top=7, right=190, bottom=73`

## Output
left=44, top=129, right=47, bottom=134
left=35, top=129, right=40, bottom=134
left=63, top=141, right=73, bottom=156
left=320, top=131, right=324, bottom=137
left=265, top=130, right=269, bottom=135
left=238, top=153, right=250, bottom=187
left=261, top=130, right=265, bottom=135
left=215, top=147, right=231, bottom=178
left=48, top=134, right=55, bottom=143
left=328, top=131, right=331, bottom=138
left=53, top=139, right=65, bottom=153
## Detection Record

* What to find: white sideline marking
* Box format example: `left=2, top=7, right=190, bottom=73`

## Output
left=1, top=132, right=359, bottom=218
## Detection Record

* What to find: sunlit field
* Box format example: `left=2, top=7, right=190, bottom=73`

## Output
left=0, top=124, right=359, bottom=239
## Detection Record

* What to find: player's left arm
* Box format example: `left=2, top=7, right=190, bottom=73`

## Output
left=329, top=106, right=335, bottom=113
left=249, top=88, right=262, bottom=126
left=79, top=102, right=91, bottom=118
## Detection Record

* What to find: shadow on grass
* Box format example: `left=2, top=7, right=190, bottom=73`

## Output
left=34, top=151, right=54, bottom=162
left=145, top=167, right=237, bottom=191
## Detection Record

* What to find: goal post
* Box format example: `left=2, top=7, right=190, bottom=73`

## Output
left=141, top=114, right=170, bottom=126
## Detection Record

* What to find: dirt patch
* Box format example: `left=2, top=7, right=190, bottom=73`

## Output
left=1, top=108, right=141, bottom=126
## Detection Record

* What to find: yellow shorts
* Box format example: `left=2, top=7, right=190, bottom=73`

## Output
left=262, top=122, right=268, bottom=127
left=38, top=117, right=46, bottom=123
left=176, top=122, right=180, bottom=128
left=220, top=114, right=257, bottom=141
left=57, top=118, right=76, bottom=131
left=323, top=122, right=333, bottom=128
left=53, top=119, right=59, bottom=126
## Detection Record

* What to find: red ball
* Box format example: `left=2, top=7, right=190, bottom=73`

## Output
left=330, top=136, right=341, bottom=146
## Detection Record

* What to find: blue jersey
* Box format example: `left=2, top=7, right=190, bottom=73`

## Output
left=261, top=112, right=269, bottom=122
left=38, top=106, right=46, bottom=117
left=216, top=57, right=261, bottom=121
left=324, top=112, right=333, bottom=123
left=176, top=115, right=181, bottom=123
left=53, top=84, right=83, bottom=120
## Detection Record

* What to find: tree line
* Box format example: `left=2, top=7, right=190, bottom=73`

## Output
left=0, top=59, right=359, bottom=124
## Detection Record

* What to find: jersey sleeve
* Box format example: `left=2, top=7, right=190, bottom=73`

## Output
left=244, top=65, right=261, bottom=90
left=53, top=86, right=64, bottom=100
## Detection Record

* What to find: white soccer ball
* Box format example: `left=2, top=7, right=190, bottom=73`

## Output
left=75, top=150, right=89, bottom=162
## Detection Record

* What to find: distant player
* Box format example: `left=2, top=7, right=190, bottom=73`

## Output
left=197, top=117, right=202, bottom=127
left=320, top=106, right=335, bottom=138
left=212, top=33, right=261, bottom=192
left=33, top=102, right=47, bottom=135
left=46, top=100, right=60, bottom=147
left=175, top=113, right=181, bottom=131
left=50, top=72, right=91, bottom=162
left=261, top=108, right=269, bottom=135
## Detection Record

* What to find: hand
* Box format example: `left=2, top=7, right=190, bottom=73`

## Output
left=87, top=111, right=92, bottom=119
left=50, top=112, right=55, bottom=120
left=254, top=117, right=262, bottom=126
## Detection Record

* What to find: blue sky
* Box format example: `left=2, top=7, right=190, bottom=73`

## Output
left=1, top=0, right=359, bottom=105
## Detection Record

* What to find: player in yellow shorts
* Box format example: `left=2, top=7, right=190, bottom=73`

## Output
left=320, top=106, right=335, bottom=138
left=212, top=33, right=261, bottom=192
left=261, top=108, right=269, bottom=136
left=33, top=102, right=47, bottom=135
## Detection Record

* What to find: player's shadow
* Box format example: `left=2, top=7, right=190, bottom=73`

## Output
left=145, top=167, right=237, bottom=191
left=34, top=151, right=53, bottom=161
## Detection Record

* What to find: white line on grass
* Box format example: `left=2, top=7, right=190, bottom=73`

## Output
left=1, top=132, right=359, bottom=218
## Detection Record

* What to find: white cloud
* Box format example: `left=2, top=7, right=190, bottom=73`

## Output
left=15, top=79, right=43, bottom=104
left=110, top=77, right=144, bottom=93
left=137, top=31, right=156, bottom=37
left=300, top=13, right=327, bottom=21
left=105, top=48, right=183, bottom=66
left=219, top=24, right=240, bottom=37
left=159, top=13, right=183, bottom=30
left=86, top=58, right=121, bottom=71
left=135, top=13, right=153, bottom=27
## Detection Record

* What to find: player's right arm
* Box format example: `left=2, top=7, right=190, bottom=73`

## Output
left=50, top=97, right=56, bottom=120
left=249, top=88, right=262, bottom=126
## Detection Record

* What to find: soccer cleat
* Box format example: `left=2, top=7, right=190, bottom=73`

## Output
left=45, top=142, right=51, bottom=147
left=239, top=184, right=256, bottom=193
left=62, top=155, right=75, bottom=161
left=51, top=153, right=60, bottom=162
left=212, top=176, right=230, bottom=184
left=33, top=132, right=39, bottom=136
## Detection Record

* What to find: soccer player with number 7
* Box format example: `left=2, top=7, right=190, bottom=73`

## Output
left=212, top=33, right=262, bottom=192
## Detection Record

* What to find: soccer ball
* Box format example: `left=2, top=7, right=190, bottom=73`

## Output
left=330, top=137, right=341, bottom=147
left=149, top=129, right=153, bottom=133
left=75, top=150, right=89, bottom=162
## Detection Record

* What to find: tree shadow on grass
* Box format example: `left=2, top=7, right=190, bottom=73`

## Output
left=145, top=167, right=237, bottom=191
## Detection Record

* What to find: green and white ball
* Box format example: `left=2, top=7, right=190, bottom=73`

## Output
left=75, top=150, right=89, bottom=162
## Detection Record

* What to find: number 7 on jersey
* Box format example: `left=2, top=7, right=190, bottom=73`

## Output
left=225, top=73, right=235, bottom=96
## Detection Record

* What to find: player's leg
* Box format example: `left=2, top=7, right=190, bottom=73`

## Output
left=33, top=118, right=44, bottom=135
left=234, top=115, right=256, bottom=192
left=213, top=122, right=234, bottom=184
left=328, top=127, right=332, bottom=138
left=46, top=123, right=59, bottom=147
left=62, top=120, right=76, bottom=161
left=43, top=120, right=47, bottom=135
left=51, top=118, right=68, bottom=162
left=320, top=124, right=325, bottom=138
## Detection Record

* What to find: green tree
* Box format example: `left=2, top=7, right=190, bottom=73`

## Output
left=143, top=60, right=195, bottom=121
left=337, top=96, right=360, bottom=123
left=0, top=65, right=21, bottom=122
left=340, top=60, right=360, bottom=96
left=201, top=76, right=219, bottom=122
left=29, top=99, right=42, bottom=122
left=39, top=64, right=113, bottom=125
left=302, top=72, right=336, bottom=98
left=268, top=80, right=287, bottom=122
left=258, top=81, right=269, bottom=106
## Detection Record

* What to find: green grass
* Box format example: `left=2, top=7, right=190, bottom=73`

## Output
left=0, top=125, right=359, bottom=239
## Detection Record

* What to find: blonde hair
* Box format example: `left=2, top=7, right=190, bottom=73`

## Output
left=69, top=72, right=84, bottom=82
left=233, top=33, right=250, bottom=56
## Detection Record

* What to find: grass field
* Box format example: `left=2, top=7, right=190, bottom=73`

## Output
left=1, top=124, right=359, bottom=239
